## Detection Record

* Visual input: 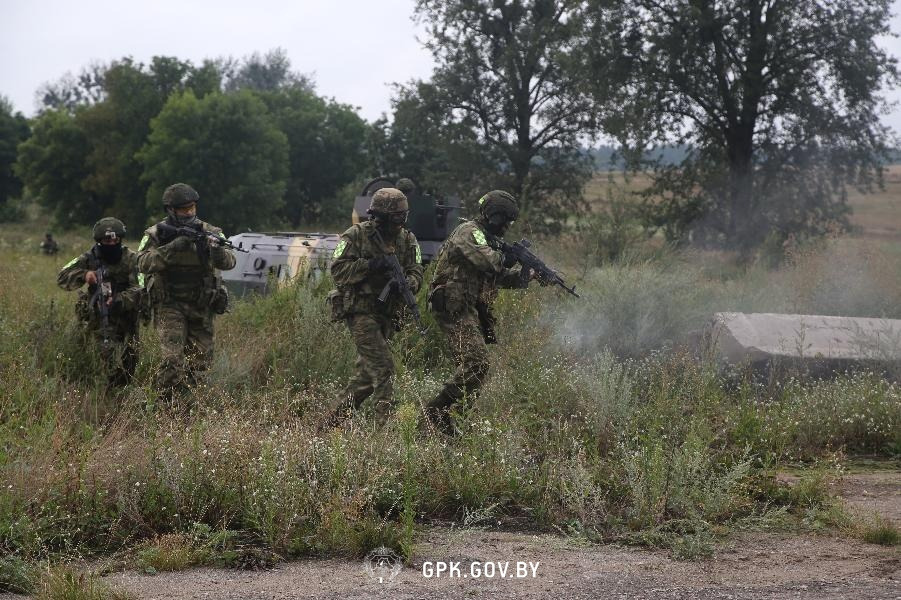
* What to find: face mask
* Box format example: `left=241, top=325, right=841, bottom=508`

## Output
left=97, top=242, right=123, bottom=264
left=486, top=216, right=511, bottom=236
left=174, top=214, right=199, bottom=227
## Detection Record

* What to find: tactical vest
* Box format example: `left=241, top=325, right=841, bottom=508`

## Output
left=83, top=246, right=135, bottom=296
left=340, top=221, right=415, bottom=314
left=149, top=221, right=219, bottom=305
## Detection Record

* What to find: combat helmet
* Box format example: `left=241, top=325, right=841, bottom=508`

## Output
left=395, top=178, right=416, bottom=196
left=478, top=190, right=518, bottom=225
left=369, top=187, right=409, bottom=215
left=162, top=183, right=199, bottom=208
left=92, top=217, right=127, bottom=242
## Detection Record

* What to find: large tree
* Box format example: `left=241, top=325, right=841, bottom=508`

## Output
left=589, top=0, right=899, bottom=250
left=138, top=90, right=289, bottom=234
left=77, top=57, right=221, bottom=230
left=0, top=97, right=30, bottom=212
left=20, top=57, right=223, bottom=230
left=368, top=81, right=500, bottom=208
left=15, top=110, right=95, bottom=224
left=257, top=88, right=368, bottom=226
left=415, top=0, right=594, bottom=226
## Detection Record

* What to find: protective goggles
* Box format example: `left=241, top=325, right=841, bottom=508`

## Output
left=387, top=211, right=409, bottom=225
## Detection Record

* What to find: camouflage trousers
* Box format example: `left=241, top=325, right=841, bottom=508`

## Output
left=154, top=302, right=214, bottom=396
left=87, top=321, right=138, bottom=387
left=425, top=307, right=490, bottom=430
left=328, top=312, right=396, bottom=424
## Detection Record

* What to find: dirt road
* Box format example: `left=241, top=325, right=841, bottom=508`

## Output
left=101, top=472, right=899, bottom=600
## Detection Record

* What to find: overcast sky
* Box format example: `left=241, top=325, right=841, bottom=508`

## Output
left=3, top=0, right=901, bottom=132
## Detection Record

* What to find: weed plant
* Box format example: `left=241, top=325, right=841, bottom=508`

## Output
left=1, top=223, right=899, bottom=572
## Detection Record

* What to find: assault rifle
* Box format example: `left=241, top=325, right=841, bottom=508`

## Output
left=378, top=253, right=427, bottom=334
left=485, top=234, right=580, bottom=298
left=157, top=222, right=249, bottom=253
left=89, top=265, right=113, bottom=345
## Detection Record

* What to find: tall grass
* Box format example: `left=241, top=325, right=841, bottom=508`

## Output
left=1, top=222, right=899, bottom=573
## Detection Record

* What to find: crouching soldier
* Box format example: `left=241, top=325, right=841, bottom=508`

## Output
left=57, top=218, right=143, bottom=387
left=325, top=187, right=424, bottom=426
left=137, top=183, right=236, bottom=404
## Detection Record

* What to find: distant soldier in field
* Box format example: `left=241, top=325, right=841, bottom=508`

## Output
left=136, top=183, right=236, bottom=403
left=57, top=218, right=142, bottom=387
left=325, top=187, right=424, bottom=425
left=424, top=190, right=533, bottom=434
left=40, top=232, right=59, bottom=255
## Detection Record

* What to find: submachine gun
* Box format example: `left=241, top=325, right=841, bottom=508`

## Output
left=157, top=223, right=249, bottom=253
left=485, top=233, right=580, bottom=298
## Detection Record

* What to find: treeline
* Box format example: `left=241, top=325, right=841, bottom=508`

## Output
left=1, top=0, right=898, bottom=250
left=3, top=50, right=373, bottom=234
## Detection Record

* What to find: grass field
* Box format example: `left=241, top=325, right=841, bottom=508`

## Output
left=1, top=183, right=900, bottom=596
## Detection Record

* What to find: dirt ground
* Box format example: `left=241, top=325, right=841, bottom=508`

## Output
left=102, top=472, right=900, bottom=600
left=4, top=472, right=898, bottom=599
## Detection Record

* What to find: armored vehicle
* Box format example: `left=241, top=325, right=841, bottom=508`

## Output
left=222, top=177, right=460, bottom=297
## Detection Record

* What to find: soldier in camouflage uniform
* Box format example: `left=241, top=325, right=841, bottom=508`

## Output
left=41, top=233, right=59, bottom=255
left=424, top=190, right=532, bottom=434
left=57, top=217, right=143, bottom=387
left=136, top=183, right=236, bottom=402
left=326, top=187, right=424, bottom=425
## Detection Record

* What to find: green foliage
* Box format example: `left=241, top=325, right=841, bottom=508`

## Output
left=591, top=0, right=900, bottom=251
left=34, top=566, right=132, bottom=600
left=0, top=96, right=30, bottom=211
left=138, top=90, right=289, bottom=234
left=0, top=555, right=37, bottom=594
left=15, top=110, right=94, bottom=224
left=368, top=81, right=496, bottom=207
left=258, top=88, right=368, bottom=226
left=414, top=0, right=594, bottom=229
left=1, top=223, right=899, bottom=569
left=860, top=516, right=900, bottom=546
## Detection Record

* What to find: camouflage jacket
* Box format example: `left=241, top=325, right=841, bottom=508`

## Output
left=330, top=220, right=424, bottom=315
left=429, top=220, right=524, bottom=314
left=57, top=245, right=143, bottom=326
left=136, top=218, right=236, bottom=308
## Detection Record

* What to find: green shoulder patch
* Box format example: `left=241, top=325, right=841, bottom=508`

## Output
left=138, top=234, right=150, bottom=251
left=472, top=229, right=487, bottom=245
left=62, top=256, right=80, bottom=269
left=414, top=242, right=422, bottom=264
left=333, top=239, right=348, bottom=259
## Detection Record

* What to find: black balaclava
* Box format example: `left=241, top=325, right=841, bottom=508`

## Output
left=97, top=242, right=124, bottom=264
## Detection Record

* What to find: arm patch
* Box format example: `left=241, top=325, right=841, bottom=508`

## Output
left=333, top=239, right=348, bottom=259
left=472, top=229, right=487, bottom=245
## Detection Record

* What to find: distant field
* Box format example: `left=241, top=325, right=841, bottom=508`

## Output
left=584, top=165, right=901, bottom=241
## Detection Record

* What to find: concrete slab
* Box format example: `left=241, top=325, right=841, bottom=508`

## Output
left=707, top=312, right=901, bottom=365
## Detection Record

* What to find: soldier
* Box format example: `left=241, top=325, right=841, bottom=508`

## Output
left=424, top=190, right=532, bottom=434
left=136, top=183, right=236, bottom=403
left=57, top=218, right=142, bottom=387
left=395, top=178, right=416, bottom=198
left=41, top=232, right=59, bottom=255
left=326, top=187, right=424, bottom=425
